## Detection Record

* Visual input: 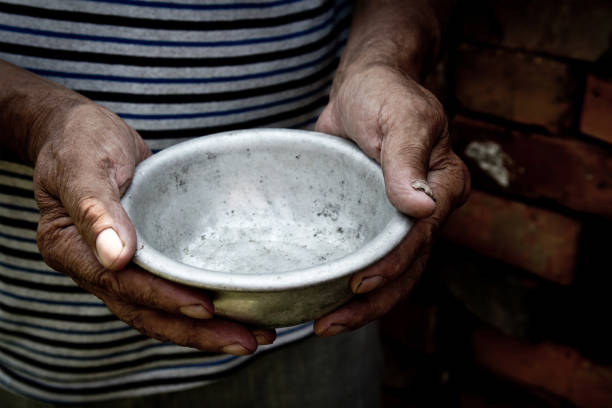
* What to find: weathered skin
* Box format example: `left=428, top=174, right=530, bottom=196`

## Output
left=0, top=0, right=470, bottom=354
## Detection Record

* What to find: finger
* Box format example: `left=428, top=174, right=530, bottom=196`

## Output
left=251, top=328, right=277, bottom=345
left=37, top=211, right=214, bottom=319
left=99, top=266, right=215, bottom=319
left=426, top=150, right=471, bottom=225
left=34, top=119, right=150, bottom=271
left=318, top=152, right=469, bottom=335
left=348, top=152, right=468, bottom=295
left=38, top=158, right=137, bottom=271
left=379, top=99, right=446, bottom=219
left=313, top=251, right=430, bottom=337
left=349, top=220, right=431, bottom=294
left=106, top=301, right=258, bottom=354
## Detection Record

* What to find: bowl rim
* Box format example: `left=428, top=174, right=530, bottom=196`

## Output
left=121, top=128, right=412, bottom=292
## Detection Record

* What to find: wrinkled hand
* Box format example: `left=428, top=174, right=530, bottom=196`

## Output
left=33, top=102, right=274, bottom=354
left=314, top=63, right=470, bottom=336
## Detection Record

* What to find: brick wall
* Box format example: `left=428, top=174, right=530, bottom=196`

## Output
left=381, top=1, right=612, bottom=407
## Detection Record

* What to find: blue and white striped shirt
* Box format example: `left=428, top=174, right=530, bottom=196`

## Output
left=0, top=0, right=350, bottom=403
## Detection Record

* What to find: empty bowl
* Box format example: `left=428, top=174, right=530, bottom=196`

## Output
left=121, top=129, right=411, bottom=327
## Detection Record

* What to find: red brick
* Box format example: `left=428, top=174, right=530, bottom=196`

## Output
left=472, top=328, right=612, bottom=408
left=454, top=44, right=578, bottom=132
left=451, top=116, right=612, bottom=217
left=436, top=244, right=543, bottom=337
left=440, top=190, right=580, bottom=285
left=460, top=0, right=612, bottom=62
left=580, top=75, right=612, bottom=144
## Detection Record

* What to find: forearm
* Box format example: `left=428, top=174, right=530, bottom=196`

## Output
left=0, top=59, right=88, bottom=163
left=340, top=0, right=454, bottom=81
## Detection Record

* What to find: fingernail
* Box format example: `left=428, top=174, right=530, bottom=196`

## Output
left=180, top=304, right=212, bottom=319
left=221, top=343, right=250, bottom=355
left=255, top=334, right=271, bottom=345
left=96, top=228, right=124, bottom=269
left=322, top=324, right=348, bottom=337
left=354, top=275, right=384, bottom=294
left=411, top=180, right=436, bottom=202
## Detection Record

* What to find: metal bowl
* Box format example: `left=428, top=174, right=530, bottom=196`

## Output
left=121, top=129, right=411, bottom=327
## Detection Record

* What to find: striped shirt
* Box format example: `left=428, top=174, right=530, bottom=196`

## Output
left=0, top=0, right=350, bottom=403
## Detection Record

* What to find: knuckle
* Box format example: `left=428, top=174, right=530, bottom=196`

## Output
left=410, top=90, right=445, bottom=123
left=36, top=218, right=78, bottom=274
left=127, top=313, right=148, bottom=334
left=445, top=152, right=472, bottom=208
left=37, top=211, right=108, bottom=283
left=32, top=169, right=56, bottom=207
left=146, top=319, right=201, bottom=350
left=133, top=285, right=159, bottom=309
left=181, top=321, right=207, bottom=349
left=110, top=303, right=158, bottom=338
left=124, top=310, right=165, bottom=341
left=95, top=269, right=123, bottom=296
left=76, top=196, right=106, bottom=228
left=36, top=225, right=63, bottom=271
left=105, top=300, right=155, bottom=341
left=420, top=212, right=442, bottom=233
left=97, top=270, right=159, bottom=310
left=413, top=102, right=448, bottom=144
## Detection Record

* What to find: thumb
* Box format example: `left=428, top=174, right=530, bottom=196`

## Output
left=60, top=169, right=137, bottom=271
left=380, top=121, right=438, bottom=219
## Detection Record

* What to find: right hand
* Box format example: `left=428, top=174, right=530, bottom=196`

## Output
left=32, top=101, right=275, bottom=354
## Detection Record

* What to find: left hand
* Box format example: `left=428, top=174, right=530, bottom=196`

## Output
left=313, top=62, right=470, bottom=337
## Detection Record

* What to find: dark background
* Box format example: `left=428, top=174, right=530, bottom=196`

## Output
left=379, top=1, right=612, bottom=407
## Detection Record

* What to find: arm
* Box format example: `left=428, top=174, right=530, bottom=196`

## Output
left=0, top=60, right=274, bottom=353
left=334, top=0, right=452, bottom=81
left=314, top=0, right=470, bottom=335
left=0, top=59, right=88, bottom=162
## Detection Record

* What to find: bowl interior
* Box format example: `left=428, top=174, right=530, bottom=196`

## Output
left=123, top=129, right=410, bottom=290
